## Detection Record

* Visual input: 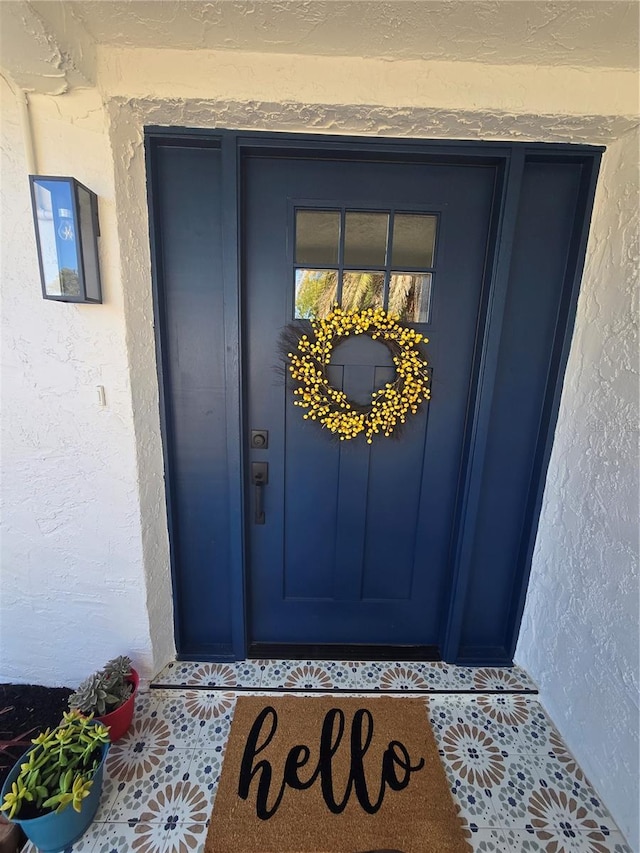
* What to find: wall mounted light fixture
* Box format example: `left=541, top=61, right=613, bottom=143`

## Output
left=29, top=175, right=102, bottom=303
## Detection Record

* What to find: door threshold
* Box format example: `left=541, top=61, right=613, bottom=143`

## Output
left=150, top=683, right=536, bottom=695
left=248, top=643, right=441, bottom=661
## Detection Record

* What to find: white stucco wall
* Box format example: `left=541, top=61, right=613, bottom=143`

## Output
left=516, top=125, right=640, bottom=851
left=1, top=32, right=638, bottom=848
left=0, top=76, right=174, bottom=686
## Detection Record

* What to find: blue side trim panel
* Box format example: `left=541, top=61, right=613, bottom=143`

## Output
left=457, top=155, right=601, bottom=664
left=147, top=138, right=235, bottom=657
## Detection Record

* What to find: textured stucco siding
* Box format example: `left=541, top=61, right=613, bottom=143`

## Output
left=516, top=126, right=639, bottom=851
left=0, top=79, right=169, bottom=686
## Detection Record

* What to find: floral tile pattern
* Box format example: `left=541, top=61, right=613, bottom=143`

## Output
left=494, top=830, right=633, bottom=852
left=20, top=662, right=630, bottom=853
left=152, top=657, right=539, bottom=692
left=106, top=748, right=193, bottom=823
left=153, top=659, right=262, bottom=688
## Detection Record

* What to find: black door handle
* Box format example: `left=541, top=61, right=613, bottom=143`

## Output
left=252, top=462, right=269, bottom=525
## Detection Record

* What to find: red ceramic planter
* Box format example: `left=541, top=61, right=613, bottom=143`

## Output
left=96, top=668, right=139, bottom=742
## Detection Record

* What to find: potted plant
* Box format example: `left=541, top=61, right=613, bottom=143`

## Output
left=0, top=711, right=110, bottom=852
left=68, top=656, right=139, bottom=742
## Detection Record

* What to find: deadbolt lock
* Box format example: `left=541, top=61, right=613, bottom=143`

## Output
left=251, top=429, right=269, bottom=449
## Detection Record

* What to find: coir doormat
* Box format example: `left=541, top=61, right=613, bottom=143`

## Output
left=205, top=695, right=470, bottom=853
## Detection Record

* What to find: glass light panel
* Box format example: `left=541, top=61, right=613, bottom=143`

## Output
left=295, top=210, right=340, bottom=266
left=344, top=212, right=388, bottom=266
left=392, top=214, right=437, bottom=268
left=388, top=272, right=433, bottom=323
left=76, top=185, right=101, bottom=301
left=341, top=271, right=384, bottom=313
left=33, top=180, right=81, bottom=296
left=295, top=269, right=338, bottom=319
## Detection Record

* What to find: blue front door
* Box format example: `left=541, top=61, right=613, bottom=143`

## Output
left=245, top=155, right=497, bottom=655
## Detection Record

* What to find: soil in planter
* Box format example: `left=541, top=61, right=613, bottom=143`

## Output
left=0, top=684, right=73, bottom=792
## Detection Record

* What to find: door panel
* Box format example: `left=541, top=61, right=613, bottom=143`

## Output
left=244, top=156, right=497, bottom=651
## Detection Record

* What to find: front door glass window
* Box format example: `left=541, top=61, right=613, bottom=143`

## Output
left=294, top=208, right=437, bottom=321
left=391, top=214, right=436, bottom=267
left=341, top=271, right=385, bottom=312
left=344, top=212, right=389, bottom=266
left=295, top=211, right=340, bottom=266
left=388, top=272, right=433, bottom=323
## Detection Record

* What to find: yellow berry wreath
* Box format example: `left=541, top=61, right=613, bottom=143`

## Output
left=285, top=306, right=430, bottom=443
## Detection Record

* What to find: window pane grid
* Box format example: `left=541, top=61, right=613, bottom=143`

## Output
left=294, top=208, right=438, bottom=321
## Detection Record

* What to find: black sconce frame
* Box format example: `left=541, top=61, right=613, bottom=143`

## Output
left=29, top=175, right=102, bottom=304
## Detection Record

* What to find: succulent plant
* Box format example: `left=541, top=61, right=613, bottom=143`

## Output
left=103, top=655, right=132, bottom=682
left=68, top=656, right=133, bottom=717
left=0, top=711, right=110, bottom=820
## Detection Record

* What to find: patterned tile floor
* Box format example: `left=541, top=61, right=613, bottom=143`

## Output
left=151, top=659, right=539, bottom=693
left=21, top=661, right=631, bottom=853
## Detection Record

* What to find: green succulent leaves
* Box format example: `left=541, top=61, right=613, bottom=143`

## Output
left=42, top=773, right=93, bottom=814
left=0, top=711, right=109, bottom=820
left=2, top=660, right=128, bottom=822
left=68, top=656, right=133, bottom=716
left=2, top=776, right=34, bottom=821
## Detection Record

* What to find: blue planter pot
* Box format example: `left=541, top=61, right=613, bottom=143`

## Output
left=1, top=740, right=109, bottom=853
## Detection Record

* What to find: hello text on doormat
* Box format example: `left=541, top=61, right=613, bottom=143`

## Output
left=206, top=695, right=471, bottom=853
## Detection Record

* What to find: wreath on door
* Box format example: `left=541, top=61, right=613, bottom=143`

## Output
left=282, top=306, right=430, bottom=443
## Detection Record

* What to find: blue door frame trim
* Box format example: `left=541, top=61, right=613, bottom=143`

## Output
left=441, top=147, right=526, bottom=663
left=219, top=134, right=247, bottom=660
left=144, top=128, right=603, bottom=664
left=503, top=153, right=602, bottom=662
